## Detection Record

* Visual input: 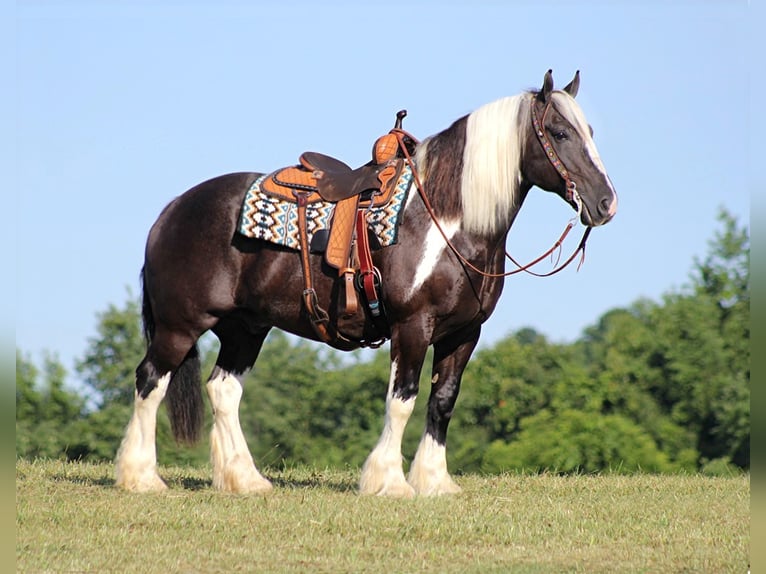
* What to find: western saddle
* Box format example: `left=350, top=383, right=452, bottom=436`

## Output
left=259, top=110, right=416, bottom=348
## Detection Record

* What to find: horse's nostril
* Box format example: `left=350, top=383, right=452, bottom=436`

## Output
left=598, top=197, right=612, bottom=217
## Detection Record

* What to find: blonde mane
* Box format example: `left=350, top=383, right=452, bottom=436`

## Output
left=460, top=94, right=529, bottom=235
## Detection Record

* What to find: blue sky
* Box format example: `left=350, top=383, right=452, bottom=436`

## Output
left=14, top=1, right=753, bottom=387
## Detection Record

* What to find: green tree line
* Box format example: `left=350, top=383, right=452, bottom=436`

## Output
left=16, top=209, right=749, bottom=475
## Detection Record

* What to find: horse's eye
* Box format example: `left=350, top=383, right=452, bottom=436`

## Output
left=552, top=130, right=568, bottom=142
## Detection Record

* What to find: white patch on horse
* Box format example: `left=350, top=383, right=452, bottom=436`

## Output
left=408, top=433, right=462, bottom=496
left=407, top=219, right=461, bottom=300
left=115, top=372, right=171, bottom=492
left=551, top=92, right=617, bottom=199
left=360, top=359, right=417, bottom=497
left=207, top=370, right=272, bottom=493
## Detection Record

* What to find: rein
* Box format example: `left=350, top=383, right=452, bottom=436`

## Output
left=391, top=96, right=591, bottom=279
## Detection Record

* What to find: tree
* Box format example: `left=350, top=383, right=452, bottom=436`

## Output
left=76, top=294, right=146, bottom=407
left=482, top=409, right=674, bottom=474
left=577, top=304, right=699, bottom=471
left=654, top=208, right=749, bottom=469
left=575, top=208, right=749, bottom=471
left=450, top=330, right=604, bottom=473
left=693, top=208, right=749, bottom=316
left=16, top=351, right=86, bottom=459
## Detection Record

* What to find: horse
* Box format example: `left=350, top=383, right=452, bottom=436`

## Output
left=115, top=70, right=617, bottom=497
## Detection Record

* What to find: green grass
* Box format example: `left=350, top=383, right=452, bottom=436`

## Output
left=16, top=459, right=749, bottom=573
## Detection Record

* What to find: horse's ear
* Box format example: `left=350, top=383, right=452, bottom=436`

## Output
left=538, top=69, right=554, bottom=102
left=563, top=70, right=580, bottom=98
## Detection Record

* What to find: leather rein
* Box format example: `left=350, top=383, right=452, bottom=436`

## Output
left=391, top=94, right=591, bottom=280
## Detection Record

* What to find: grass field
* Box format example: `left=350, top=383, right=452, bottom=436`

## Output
left=16, top=459, right=749, bottom=573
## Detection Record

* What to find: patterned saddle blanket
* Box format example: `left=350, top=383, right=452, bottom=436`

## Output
left=237, top=163, right=414, bottom=251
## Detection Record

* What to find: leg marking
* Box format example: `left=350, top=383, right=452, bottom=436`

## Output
left=207, top=370, right=272, bottom=494
left=115, top=373, right=171, bottom=492
left=408, top=433, right=461, bottom=496
left=360, top=360, right=416, bottom=498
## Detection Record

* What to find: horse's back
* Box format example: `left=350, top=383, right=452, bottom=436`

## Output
left=149, top=172, right=259, bottom=242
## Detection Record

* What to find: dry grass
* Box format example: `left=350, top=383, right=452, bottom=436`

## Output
left=16, top=459, right=749, bottom=573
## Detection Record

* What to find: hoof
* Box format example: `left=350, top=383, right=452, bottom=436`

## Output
left=361, top=480, right=416, bottom=499
left=213, top=458, right=273, bottom=494
left=359, top=460, right=415, bottom=498
left=217, top=474, right=274, bottom=495
left=115, top=466, right=168, bottom=493
left=408, top=474, right=462, bottom=496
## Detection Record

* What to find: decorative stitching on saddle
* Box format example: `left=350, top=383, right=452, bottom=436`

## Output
left=238, top=164, right=413, bottom=250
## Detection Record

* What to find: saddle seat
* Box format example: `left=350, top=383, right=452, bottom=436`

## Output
left=258, top=128, right=407, bottom=276
left=260, top=132, right=404, bottom=206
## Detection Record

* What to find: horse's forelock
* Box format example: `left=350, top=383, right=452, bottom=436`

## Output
left=549, top=91, right=592, bottom=141
left=549, top=91, right=611, bottom=179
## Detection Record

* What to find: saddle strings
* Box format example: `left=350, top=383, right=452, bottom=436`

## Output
left=390, top=128, right=590, bottom=279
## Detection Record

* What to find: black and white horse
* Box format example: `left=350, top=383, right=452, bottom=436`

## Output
left=115, top=70, right=617, bottom=497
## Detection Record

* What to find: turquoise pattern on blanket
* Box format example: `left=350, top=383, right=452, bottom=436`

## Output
left=237, top=164, right=413, bottom=250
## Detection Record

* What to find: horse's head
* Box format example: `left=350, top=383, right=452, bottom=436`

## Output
left=523, top=70, right=618, bottom=227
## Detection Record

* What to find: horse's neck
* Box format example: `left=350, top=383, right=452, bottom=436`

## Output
left=401, top=172, right=527, bottom=275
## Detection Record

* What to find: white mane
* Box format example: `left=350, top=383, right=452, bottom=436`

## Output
left=460, top=94, right=529, bottom=235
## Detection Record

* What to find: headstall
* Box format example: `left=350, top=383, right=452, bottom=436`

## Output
left=530, top=95, right=579, bottom=206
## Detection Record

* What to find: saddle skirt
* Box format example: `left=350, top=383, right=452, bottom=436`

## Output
left=237, top=162, right=414, bottom=252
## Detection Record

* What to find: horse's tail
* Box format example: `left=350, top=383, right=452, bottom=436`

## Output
left=140, top=266, right=204, bottom=445
left=166, top=345, right=204, bottom=445
left=140, top=267, right=156, bottom=343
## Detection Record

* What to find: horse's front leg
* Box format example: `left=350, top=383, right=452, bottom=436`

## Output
left=407, top=327, right=480, bottom=496
left=359, top=325, right=429, bottom=498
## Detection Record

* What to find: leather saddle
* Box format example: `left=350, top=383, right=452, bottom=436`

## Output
left=260, top=132, right=406, bottom=270
left=261, top=137, right=404, bottom=207
left=263, top=110, right=416, bottom=349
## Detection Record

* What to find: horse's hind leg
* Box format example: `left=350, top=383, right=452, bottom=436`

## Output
left=407, top=328, right=480, bottom=496
left=115, top=331, right=201, bottom=492
left=206, top=323, right=272, bottom=494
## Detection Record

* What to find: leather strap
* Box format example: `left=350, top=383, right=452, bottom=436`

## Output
left=340, top=266, right=358, bottom=318
left=355, top=210, right=382, bottom=317
left=530, top=96, right=577, bottom=202
left=293, top=191, right=333, bottom=343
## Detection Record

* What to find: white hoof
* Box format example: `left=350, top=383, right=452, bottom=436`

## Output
left=359, top=455, right=415, bottom=498
left=407, top=434, right=462, bottom=496
left=213, top=456, right=273, bottom=494
left=115, top=462, right=168, bottom=493
left=408, top=472, right=462, bottom=496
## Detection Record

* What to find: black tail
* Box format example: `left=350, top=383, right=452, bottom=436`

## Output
left=140, top=267, right=155, bottom=343
left=140, top=267, right=204, bottom=445
left=166, top=345, right=204, bottom=445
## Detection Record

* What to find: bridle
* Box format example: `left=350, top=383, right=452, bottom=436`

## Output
left=391, top=93, right=591, bottom=280
left=530, top=94, right=581, bottom=206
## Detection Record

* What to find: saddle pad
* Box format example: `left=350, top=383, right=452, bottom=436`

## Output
left=238, top=163, right=414, bottom=250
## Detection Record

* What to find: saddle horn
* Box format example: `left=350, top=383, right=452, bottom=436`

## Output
left=394, top=109, right=407, bottom=129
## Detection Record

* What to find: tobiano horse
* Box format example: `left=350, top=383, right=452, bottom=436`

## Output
left=115, top=70, right=617, bottom=497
